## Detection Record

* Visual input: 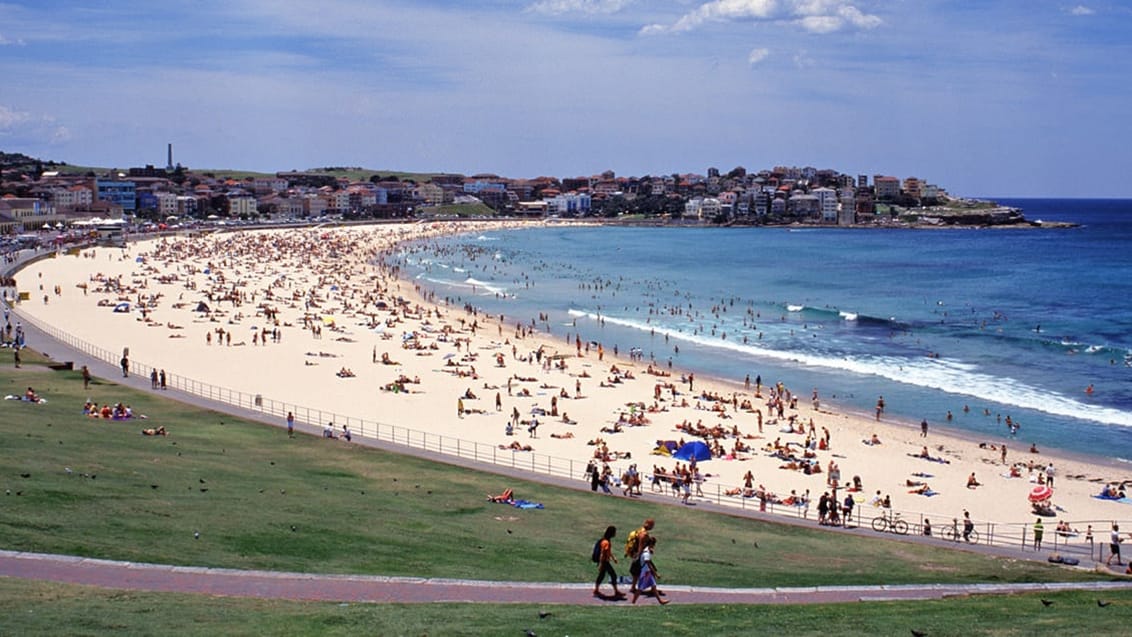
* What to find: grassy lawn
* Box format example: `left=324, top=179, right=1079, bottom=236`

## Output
left=0, top=350, right=1117, bottom=591
left=1, top=342, right=1127, bottom=636
left=1, top=578, right=1129, bottom=636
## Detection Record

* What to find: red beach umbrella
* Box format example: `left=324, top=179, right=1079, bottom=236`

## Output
left=1028, top=485, right=1053, bottom=503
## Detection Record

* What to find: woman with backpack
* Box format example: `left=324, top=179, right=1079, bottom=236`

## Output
left=593, top=525, right=623, bottom=598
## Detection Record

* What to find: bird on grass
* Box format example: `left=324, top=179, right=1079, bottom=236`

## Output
left=524, top=630, right=537, bottom=637
left=911, top=630, right=927, bottom=637
left=19, top=473, right=30, bottom=478
left=193, top=531, right=200, bottom=540
left=1041, top=599, right=1054, bottom=607
left=1098, top=599, right=1111, bottom=607
left=538, top=611, right=552, bottom=620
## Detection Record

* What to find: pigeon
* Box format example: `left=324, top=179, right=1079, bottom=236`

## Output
left=90, top=474, right=96, bottom=480
left=65, top=467, right=73, bottom=475
left=19, top=473, right=30, bottom=478
left=151, top=484, right=159, bottom=490
left=538, top=611, right=552, bottom=619
left=193, top=531, right=200, bottom=539
left=911, top=630, right=927, bottom=637
left=1098, top=599, right=1111, bottom=607
left=525, top=630, right=537, bottom=637
left=290, top=525, right=297, bottom=532
left=199, top=488, right=208, bottom=493
left=1041, top=599, right=1054, bottom=607
left=199, top=478, right=206, bottom=484
left=507, top=529, right=513, bottom=534
left=270, top=461, right=275, bottom=465
left=15, top=491, right=22, bottom=496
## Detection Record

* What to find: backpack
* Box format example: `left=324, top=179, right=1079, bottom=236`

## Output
left=624, top=528, right=642, bottom=558
left=592, top=538, right=604, bottom=563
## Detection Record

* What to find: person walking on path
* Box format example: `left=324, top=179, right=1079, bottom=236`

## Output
left=628, top=518, right=655, bottom=594
left=1107, top=523, right=1123, bottom=566
left=120, top=355, right=129, bottom=378
left=81, top=364, right=91, bottom=389
left=1033, top=518, right=1044, bottom=551
left=920, top=419, right=928, bottom=437
left=632, top=536, right=669, bottom=605
left=875, top=396, right=885, bottom=421
left=159, top=369, right=166, bottom=390
left=286, top=412, right=295, bottom=438
left=150, top=369, right=159, bottom=389
left=593, top=525, right=623, bottom=599
left=12, top=347, right=19, bottom=369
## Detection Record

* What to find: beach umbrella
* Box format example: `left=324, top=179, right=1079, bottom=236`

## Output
left=673, top=440, right=712, bottom=462
left=1028, top=485, right=1053, bottom=503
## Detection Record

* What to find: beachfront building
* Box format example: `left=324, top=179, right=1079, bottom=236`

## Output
left=414, top=182, right=445, bottom=206
left=813, top=187, right=838, bottom=223
left=903, top=177, right=923, bottom=201
left=228, top=194, right=258, bottom=217
left=544, top=192, right=591, bottom=217
left=95, top=179, right=137, bottom=212
left=874, top=175, right=900, bottom=200
left=684, top=196, right=721, bottom=220
left=0, top=196, right=66, bottom=231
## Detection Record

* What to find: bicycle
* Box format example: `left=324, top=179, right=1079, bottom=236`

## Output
left=871, top=510, right=909, bottom=535
left=943, top=518, right=979, bottom=544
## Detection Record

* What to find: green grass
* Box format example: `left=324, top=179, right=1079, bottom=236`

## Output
left=1, top=578, right=1129, bottom=636
left=0, top=353, right=1111, bottom=588
left=2, top=341, right=1128, bottom=636
left=422, top=202, right=497, bottom=217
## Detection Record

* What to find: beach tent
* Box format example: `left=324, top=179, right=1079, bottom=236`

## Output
left=673, top=440, right=712, bottom=462
left=195, top=301, right=210, bottom=312
left=113, top=302, right=131, bottom=313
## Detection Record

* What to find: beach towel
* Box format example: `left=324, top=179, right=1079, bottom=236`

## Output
left=1093, top=494, right=1132, bottom=504
left=509, top=499, right=544, bottom=509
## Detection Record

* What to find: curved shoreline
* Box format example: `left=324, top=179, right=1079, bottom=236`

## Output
left=8, top=222, right=1132, bottom=533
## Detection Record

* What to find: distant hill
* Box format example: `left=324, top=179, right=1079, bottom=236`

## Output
left=0, top=151, right=67, bottom=174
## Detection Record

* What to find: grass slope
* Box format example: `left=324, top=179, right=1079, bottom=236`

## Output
left=0, top=350, right=1111, bottom=589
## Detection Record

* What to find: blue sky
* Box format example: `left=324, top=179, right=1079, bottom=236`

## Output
left=1, top=0, right=1129, bottom=197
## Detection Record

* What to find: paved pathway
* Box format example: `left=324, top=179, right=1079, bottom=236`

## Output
left=3, top=550, right=1132, bottom=605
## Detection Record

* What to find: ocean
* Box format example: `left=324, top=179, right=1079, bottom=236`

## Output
left=389, top=199, right=1132, bottom=462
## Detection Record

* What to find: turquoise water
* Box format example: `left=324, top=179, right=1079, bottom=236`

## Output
left=390, top=199, right=1132, bottom=461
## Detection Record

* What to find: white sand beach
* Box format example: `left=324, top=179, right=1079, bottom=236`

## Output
left=12, top=222, right=1132, bottom=535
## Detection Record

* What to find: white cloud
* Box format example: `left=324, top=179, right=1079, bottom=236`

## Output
left=1069, top=5, right=1095, bottom=16
left=526, top=0, right=635, bottom=15
left=50, top=126, right=72, bottom=144
left=0, top=105, right=32, bottom=130
left=748, top=47, right=770, bottom=65
left=641, top=0, right=881, bottom=35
